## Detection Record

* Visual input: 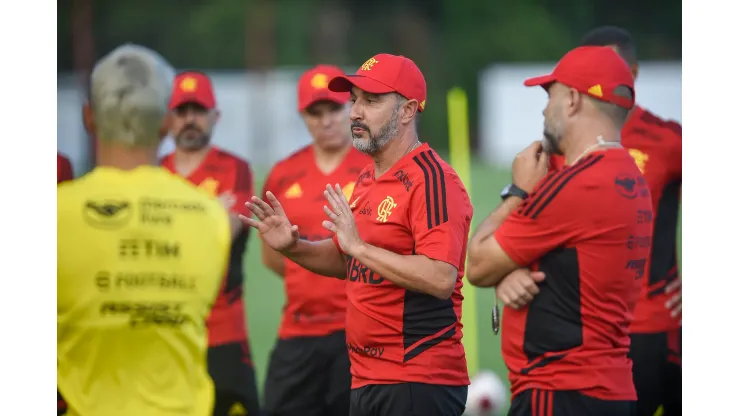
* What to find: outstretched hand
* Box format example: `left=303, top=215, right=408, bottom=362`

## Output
left=239, top=191, right=300, bottom=253
left=322, top=183, right=364, bottom=256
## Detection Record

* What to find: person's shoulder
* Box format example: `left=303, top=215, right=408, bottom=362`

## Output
left=627, top=106, right=682, bottom=141
left=403, top=146, right=471, bottom=209
left=268, top=145, right=313, bottom=176
left=211, top=146, right=253, bottom=170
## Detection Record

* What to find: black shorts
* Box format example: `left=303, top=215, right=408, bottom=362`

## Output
left=509, top=389, right=635, bottom=416
left=350, top=382, right=467, bottom=416
left=629, top=328, right=682, bottom=416
left=209, top=341, right=262, bottom=416
left=263, top=331, right=351, bottom=416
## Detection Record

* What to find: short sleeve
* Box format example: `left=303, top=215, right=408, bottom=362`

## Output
left=495, top=179, right=582, bottom=267
left=410, top=172, right=472, bottom=267
left=232, top=159, right=254, bottom=217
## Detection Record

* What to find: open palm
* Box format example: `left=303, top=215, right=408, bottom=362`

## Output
left=240, top=191, right=300, bottom=252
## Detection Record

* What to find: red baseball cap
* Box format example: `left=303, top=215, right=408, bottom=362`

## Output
left=168, top=71, right=216, bottom=110
left=297, top=65, right=350, bottom=112
left=524, top=46, right=635, bottom=109
left=328, top=54, right=427, bottom=112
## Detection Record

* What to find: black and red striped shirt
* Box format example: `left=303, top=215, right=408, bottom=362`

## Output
left=333, top=143, right=473, bottom=388
left=495, top=149, right=653, bottom=401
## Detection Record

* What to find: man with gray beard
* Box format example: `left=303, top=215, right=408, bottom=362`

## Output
left=242, top=53, right=473, bottom=416
left=161, top=71, right=261, bottom=416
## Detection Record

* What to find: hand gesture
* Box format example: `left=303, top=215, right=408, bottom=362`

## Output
left=218, top=191, right=237, bottom=211
left=496, top=269, right=546, bottom=310
left=322, top=183, right=364, bottom=256
left=240, top=192, right=300, bottom=253
left=665, top=278, right=682, bottom=322
left=512, top=141, right=549, bottom=193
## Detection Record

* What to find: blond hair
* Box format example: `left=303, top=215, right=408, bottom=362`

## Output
left=90, top=44, right=175, bottom=147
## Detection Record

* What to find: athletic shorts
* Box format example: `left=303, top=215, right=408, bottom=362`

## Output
left=629, top=327, right=682, bottom=416
left=350, top=382, right=467, bottom=416
left=208, top=341, right=262, bottom=416
left=263, top=331, right=351, bottom=416
left=508, top=389, right=636, bottom=416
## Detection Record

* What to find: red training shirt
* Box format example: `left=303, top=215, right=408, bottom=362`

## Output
left=333, top=143, right=472, bottom=388
left=162, top=146, right=254, bottom=351
left=495, top=149, right=653, bottom=401
left=262, top=145, right=371, bottom=339
left=622, top=106, right=682, bottom=334
left=58, top=153, right=74, bottom=184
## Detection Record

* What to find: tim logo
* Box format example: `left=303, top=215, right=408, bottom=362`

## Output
left=84, top=199, right=132, bottom=230
left=346, top=256, right=385, bottom=285
left=393, top=169, right=413, bottom=191
left=377, top=196, right=397, bottom=223
left=347, top=343, right=385, bottom=358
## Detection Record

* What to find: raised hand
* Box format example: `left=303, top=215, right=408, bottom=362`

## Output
left=322, top=183, right=364, bottom=256
left=240, top=191, right=300, bottom=252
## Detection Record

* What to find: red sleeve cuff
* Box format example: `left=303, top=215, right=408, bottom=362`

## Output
left=493, top=232, right=529, bottom=267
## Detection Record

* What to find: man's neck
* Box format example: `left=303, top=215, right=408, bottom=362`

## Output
left=96, top=142, right=158, bottom=170
left=373, top=130, right=418, bottom=177
left=173, top=146, right=211, bottom=177
left=562, top=126, right=621, bottom=165
left=313, top=140, right=352, bottom=175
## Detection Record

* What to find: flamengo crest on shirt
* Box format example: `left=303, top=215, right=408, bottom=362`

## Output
left=377, top=196, right=397, bottom=223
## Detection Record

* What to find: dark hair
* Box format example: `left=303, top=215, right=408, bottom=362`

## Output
left=580, top=26, right=638, bottom=66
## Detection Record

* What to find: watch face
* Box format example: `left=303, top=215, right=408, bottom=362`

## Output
left=500, top=184, right=512, bottom=198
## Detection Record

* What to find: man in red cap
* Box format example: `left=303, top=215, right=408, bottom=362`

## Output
left=260, top=64, right=371, bottom=416
left=161, top=71, right=260, bottom=416
left=579, top=26, right=683, bottom=416
left=466, top=46, right=653, bottom=415
left=242, top=54, right=472, bottom=416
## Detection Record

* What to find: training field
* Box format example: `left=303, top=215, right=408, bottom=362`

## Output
left=241, top=158, right=682, bottom=392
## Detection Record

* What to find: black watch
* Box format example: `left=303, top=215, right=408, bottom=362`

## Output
left=500, top=184, right=529, bottom=201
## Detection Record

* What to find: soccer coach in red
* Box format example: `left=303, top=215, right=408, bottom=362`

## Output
left=467, top=46, right=653, bottom=416
left=243, top=53, right=472, bottom=416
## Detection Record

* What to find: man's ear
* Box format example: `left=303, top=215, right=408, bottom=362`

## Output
left=159, top=112, right=172, bottom=139
left=401, top=100, right=419, bottom=125
left=82, top=103, right=95, bottom=135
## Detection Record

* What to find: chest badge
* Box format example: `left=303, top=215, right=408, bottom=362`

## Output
left=628, top=149, right=649, bottom=174
left=198, top=177, right=220, bottom=196
left=377, top=196, right=398, bottom=223
left=285, top=183, right=303, bottom=199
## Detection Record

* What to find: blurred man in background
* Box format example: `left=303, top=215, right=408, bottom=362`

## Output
left=260, top=64, right=371, bottom=416
left=161, top=71, right=260, bottom=416
left=580, top=26, right=683, bottom=416
left=57, top=152, right=74, bottom=183
left=244, top=53, right=472, bottom=416
left=58, top=44, right=231, bottom=416
left=467, top=46, right=651, bottom=415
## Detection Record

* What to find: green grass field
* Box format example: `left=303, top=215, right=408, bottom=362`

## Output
left=241, top=159, right=682, bottom=393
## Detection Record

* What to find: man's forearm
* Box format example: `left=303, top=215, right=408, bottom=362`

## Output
left=351, top=243, right=453, bottom=300
left=470, top=197, right=522, bottom=247
left=467, top=197, right=523, bottom=287
left=283, top=239, right=346, bottom=279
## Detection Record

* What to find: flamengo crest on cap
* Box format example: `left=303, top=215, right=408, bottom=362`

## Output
left=587, top=84, right=603, bottom=97
left=180, top=77, right=197, bottom=92
left=419, top=100, right=426, bottom=110
left=361, top=57, right=379, bottom=71
left=310, top=73, right=329, bottom=89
